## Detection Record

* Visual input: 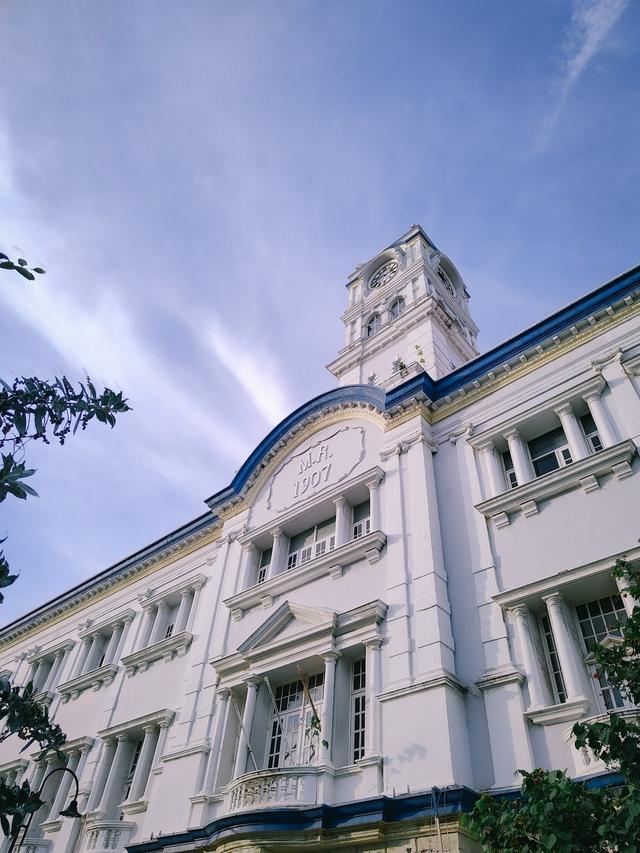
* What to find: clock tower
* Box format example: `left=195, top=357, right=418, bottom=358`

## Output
left=326, top=224, right=479, bottom=386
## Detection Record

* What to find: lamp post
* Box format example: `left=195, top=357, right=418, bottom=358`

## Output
left=7, top=766, right=83, bottom=853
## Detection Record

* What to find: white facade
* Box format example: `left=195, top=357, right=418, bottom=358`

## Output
left=1, top=224, right=639, bottom=853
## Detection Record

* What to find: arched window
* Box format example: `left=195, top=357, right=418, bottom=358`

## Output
left=388, top=297, right=405, bottom=322
left=366, top=313, right=382, bottom=337
left=437, top=267, right=455, bottom=297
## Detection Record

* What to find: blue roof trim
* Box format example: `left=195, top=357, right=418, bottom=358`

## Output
left=0, top=512, right=217, bottom=638
left=205, top=384, right=386, bottom=509
left=427, top=262, right=640, bottom=402
left=126, top=771, right=625, bottom=853
left=126, top=787, right=477, bottom=853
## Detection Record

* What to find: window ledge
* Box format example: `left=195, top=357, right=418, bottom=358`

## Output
left=476, top=440, right=637, bottom=527
left=119, top=798, right=148, bottom=815
left=121, top=631, right=193, bottom=676
left=525, top=696, right=591, bottom=726
left=224, top=530, right=387, bottom=619
left=58, top=663, right=119, bottom=702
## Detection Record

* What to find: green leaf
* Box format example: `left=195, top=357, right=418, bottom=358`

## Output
left=14, top=267, right=35, bottom=281
left=17, top=259, right=27, bottom=267
left=32, top=268, right=45, bottom=274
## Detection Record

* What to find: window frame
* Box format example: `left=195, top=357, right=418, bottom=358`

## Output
left=388, top=296, right=405, bottom=322
left=350, top=659, right=366, bottom=763
left=365, top=313, right=382, bottom=338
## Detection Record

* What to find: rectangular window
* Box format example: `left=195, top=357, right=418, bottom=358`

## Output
left=287, top=519, right=336, bottom=571
left=351, top=658, right=366, bottom=763
left=352, top=500, right=371, bottom=539
left=501, top=450, right=518, bottom=489
left=164, top=623, right=174, bottom=639
left=540, top=615, right=567, bottom=704
left=267, top=673, right=324, bottom=768
left=528, top=428, right=572, bottom=477
left=576, top=594, right=628, bottom=711
left=257, top=547, right=272, bottom=585
left=121, top=740, right=143, bottom=804
left=579, top=412, right=603, bottom=453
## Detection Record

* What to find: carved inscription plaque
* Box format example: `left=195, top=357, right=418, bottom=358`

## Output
left=267, top=426, right=366, bottom=513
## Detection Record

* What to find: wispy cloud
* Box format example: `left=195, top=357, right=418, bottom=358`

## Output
left=535, top=0, right=630, bottom=150
left=204, top=317, right=291, bottom=427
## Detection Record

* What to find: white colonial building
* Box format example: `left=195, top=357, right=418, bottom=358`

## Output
left=1, top=224, right=639, bottom=853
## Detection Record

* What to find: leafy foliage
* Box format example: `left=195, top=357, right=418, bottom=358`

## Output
left=463, top=560, right=640, bottom=852
left=0, top=253, right=129, bottom=833
left=0, top=252, right=45, bottom=282
left=0, top=779, right=44, bottom=840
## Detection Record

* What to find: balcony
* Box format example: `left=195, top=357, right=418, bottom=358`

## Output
left=58, top=663, right=119, bottom=702
left=83, top=820, right=135, bottom=853
left=224, top=529, right=386, bottom=619
left=225, top=767, right=319, bottom=812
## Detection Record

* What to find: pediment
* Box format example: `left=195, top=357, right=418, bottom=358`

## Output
left=237, top=601, right=336, bottom=655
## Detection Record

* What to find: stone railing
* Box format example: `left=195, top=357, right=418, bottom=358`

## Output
left=226, top=767, right=318, bottom=812
left=83, top=820, right=135, bottom=853
left=22, top=839, right=52, bottom=853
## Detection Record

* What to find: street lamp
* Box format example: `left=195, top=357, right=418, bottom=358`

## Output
left=8, top=766, right=83, bottom=853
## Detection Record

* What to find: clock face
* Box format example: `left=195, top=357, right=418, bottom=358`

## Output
left=369, top=259, right=398, bottom=289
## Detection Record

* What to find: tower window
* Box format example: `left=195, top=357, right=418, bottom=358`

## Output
left=366, top=314, right=382, bottom=337
left=388, top=297, right=405, bottom=322
left=437, top=267, right=455, bottom=297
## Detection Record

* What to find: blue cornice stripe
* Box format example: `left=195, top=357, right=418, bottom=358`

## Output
left=431, top=263, right=640, bottom=400
left=126, top=788, right=477, bottom=853
left=126, top=772, right=625, bottom=853
left=204, top=385, right=386, bottom=509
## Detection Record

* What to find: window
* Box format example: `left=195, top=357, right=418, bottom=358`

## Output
left=528, top=428, right=572, bottom=477
left=437, top=267, right=455, bottom=297
left=257, top=547, right=272, bottom=585
left=164, top=623, right=174, bottom=639
left=120, top=739, right=143, bottom=809
left=351, top=659, right=366, bottom=762
left=388, top=297, right=405, bottom=322
left=577, top=594, right=628, bottom=711
left=352, top=500, right=371, bottom=539
left=366, top=314, right=382, bottom=337
left=287, top=519, right=336, bottom=570
left=267, top=674, right=324, bottom=768
left=540, top=615, right=567, bottom=704
left=501, top=450, right=518, bottom=489
left=580, top=412, right=603, bottom=454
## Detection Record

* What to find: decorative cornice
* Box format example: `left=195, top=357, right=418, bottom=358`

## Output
left=121, top=631, right=194, bottom=676
left=58, top=663, right=119, bottom=702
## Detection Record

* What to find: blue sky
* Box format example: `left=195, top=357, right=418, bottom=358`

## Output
left=1, top=0, right=638, bottom=624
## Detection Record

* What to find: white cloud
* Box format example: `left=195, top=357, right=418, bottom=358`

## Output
left=204, top=316, right=291, bottom=427
left=534, top=0, right=630, bottom=150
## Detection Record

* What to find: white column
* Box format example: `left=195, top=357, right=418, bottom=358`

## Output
left=233, top=678, right=260, bottom=778
left=554, top=403, right=589, bottom=461
left=584, top=390, right=617, bottom=447
left=43, top=650, right=65, bottom=693
left=27, top=759, right=47, bottom=793
left=149, top=601, right=168, bottom=645
left=72, top=638, right=92, bottom=678
left=510, top=605, right=546, bottom=709
left=175, top=590, right=193, bottom=634
left=30, top=659, right=47, bottom=692
left=150, top=720, right=170, bottom=771
left=102, top=624, right=123, bottom=666
left=333, top=497, right=350, bottom=546
left=267, top=528, right=286, bottom=579
left=138, top=606, right=157, bottom=650
left=542, top=593, right=585, bottom=701
left=477, top=441, right=506, bottom=497
left=504, top=428, right=533, bottom=484
left=202, top=689, right=230, bottom=793
left=364, top=638, right=382, bottom=757
left=615, top=573, right=638, bottom=617
left=96, top=735, right=129, bottom=815
left=240, top=544, right=258, bottom=589
left=49, top=751, right=80, bottom=819
left=84, top=633, right=103, bottom=672
left=114, top=615, right=133, bottom=660
left=366, top=475, right=382, bottom=531
left=127, top=726, right=158, bottom=802
left=86, top=740, right=115, bottom=813
left=185, top=585, right=203, bottom=633
left=319, top=652, right=339, bottom=765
